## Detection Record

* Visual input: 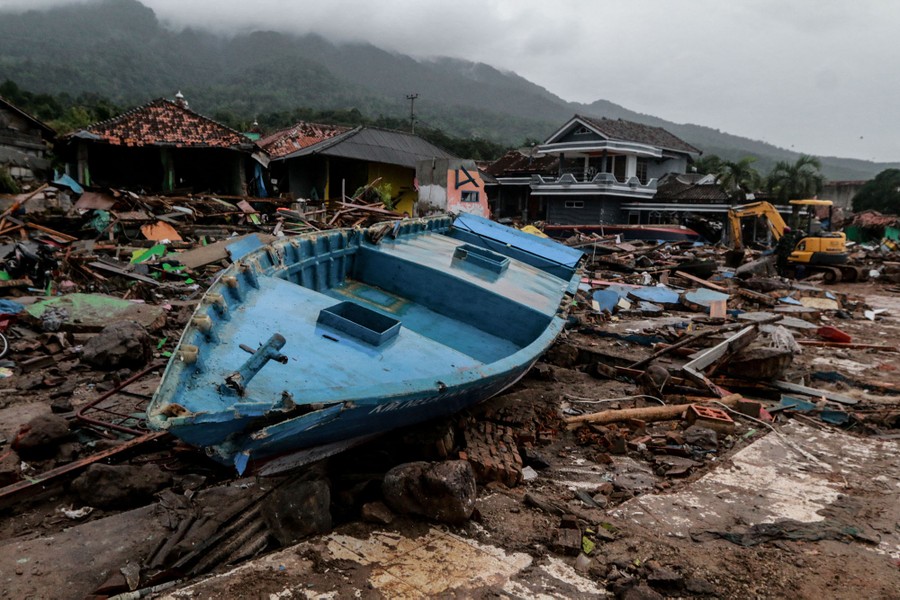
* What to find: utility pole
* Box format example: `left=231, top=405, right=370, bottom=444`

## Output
left=406, top=93, right=418, bottom=134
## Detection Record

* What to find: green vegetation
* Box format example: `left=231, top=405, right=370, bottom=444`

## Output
left=766, top=155, right=825, bottom=202
left=2, top=79, right=510, bottom=161
left=852, top=169, right=900, bottom=214
left=0, top=80, right=121, bottom=134
left=715, top=157, right=761, bottom=203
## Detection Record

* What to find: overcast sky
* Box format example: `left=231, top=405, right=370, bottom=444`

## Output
left=4, top=0, right=898, bottom=162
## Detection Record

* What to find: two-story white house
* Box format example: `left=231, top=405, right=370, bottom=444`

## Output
left=529, top=115, right=701, bottom=225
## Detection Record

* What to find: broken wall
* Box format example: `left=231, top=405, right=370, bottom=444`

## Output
left=416, top=158, right=490, bottom=218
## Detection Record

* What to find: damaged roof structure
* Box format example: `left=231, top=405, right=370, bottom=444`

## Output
left=59, top=96, right=261, bottom=196
left=269, top=126, right=457, bottom=215
left=0, top=95, right=55, bottom=185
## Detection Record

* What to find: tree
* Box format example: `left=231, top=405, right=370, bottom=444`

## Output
left=716, top=157, right=761, bottom=203
left=852, top=168, right=900, bottom=214
left=766, top=154, right=824, bottom=202
left=693, top=154, right=723, bottom=176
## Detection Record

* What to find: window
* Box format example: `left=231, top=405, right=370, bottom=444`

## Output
left=461, top=191, right=479, bottom=203
left=574, top=126, right=591, bottom=135
left=635, top=158, right=649, bottom=184
left=565, top=200, right=584, bottom=209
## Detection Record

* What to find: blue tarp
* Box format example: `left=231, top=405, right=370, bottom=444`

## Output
left=52, top=172, right=84, bottom=195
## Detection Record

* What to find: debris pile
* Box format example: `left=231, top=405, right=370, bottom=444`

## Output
left=0, top=186, right=898, bottom=598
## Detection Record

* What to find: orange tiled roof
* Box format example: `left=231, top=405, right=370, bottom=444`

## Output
left=79, top=98, right=248, bottom=149
left=258, top=121, right=351, bottom=159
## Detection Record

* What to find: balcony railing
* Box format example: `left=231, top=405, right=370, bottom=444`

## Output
left=530, top=171, right=658, bottom=197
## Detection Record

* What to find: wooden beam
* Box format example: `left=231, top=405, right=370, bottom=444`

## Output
left=564, top=394, right=743, bottom=428
left=674, top=270, right=728, bottom=292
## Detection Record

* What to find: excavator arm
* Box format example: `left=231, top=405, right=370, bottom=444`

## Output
left=726, top=202, right=789, bottom=249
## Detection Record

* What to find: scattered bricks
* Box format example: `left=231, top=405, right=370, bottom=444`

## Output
left=627, top=435, right=652, bottom=451
left=684, top=404, right=735, bottom=434
left=624, top=419, right=647, bottom=435
left=560, top=514, right=580, bottom=529
left=664, top=431, right=685, bottom=446
left=551, top=527, right=583, bottom=556
left=462, top=421, right=523, bottom=487
left=594, top=482, right=614, bottom=496
left=608, top=433, right=627, bottom=455
left=0, top=449, right=20, bottom=486
left=19, top=355, right=56, bottom=373
left=735, top=399, right=763, bottom=419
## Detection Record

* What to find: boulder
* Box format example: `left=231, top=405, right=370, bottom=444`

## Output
left=70, top=463, right=171, bottom=508
left=382, top=460, right=477, bottom=524
left=12, top=413, right=71, bottom=454
left=361, top=501, right=394, bottom=525
left=81, top=320, right=153, bottom=370
left=260, top=478, right=332, bottom=545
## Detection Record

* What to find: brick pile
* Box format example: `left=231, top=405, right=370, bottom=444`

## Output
left=459, top=420, right=523, bottom=487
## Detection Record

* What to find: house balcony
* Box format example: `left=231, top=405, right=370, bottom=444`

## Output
left=530, top=171, right=658, bottom=199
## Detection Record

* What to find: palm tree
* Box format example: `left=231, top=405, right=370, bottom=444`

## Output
left=766, top=155, right=825, bottom=202
left=693, top=154, right=723, bottom=176
left=716, top=157, right=761, bottom=204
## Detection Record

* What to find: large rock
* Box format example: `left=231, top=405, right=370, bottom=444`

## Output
left=382, top=460, right=477, bottom=524
left=81, top=320, right=153, bottom=370
left=70, top=463, right=171, bottom=508
left=12, top=412, right=70, bottom=455
left=260, top=478, right=332, bottom=545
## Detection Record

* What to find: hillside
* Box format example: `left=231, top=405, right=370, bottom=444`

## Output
left=0, top=0, right=895, bottom=180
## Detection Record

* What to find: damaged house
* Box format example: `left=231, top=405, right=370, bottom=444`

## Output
left=268, top=126, right=458, bottom=216
left=59, top=94, right=260, bottom=196
left=0, top=95, right=55, bottom=185
left=487, top=115, right=700, bottom=226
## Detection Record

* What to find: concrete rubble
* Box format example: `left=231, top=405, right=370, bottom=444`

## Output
left=0, top=183, right=899, bottom=599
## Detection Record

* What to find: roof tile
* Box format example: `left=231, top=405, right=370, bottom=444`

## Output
left=258, top=121, right=351, bottom=159
left=77, top=98, right=248, bottom=149
left=577, top=115, right=700, bottom=155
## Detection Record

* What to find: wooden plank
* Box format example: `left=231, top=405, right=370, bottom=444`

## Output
left=674, top=270, right=728, bottom=292
left=564, top=394, right=743, bottom=428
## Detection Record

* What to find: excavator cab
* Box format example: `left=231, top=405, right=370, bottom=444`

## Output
left=786, top=200, right=847, bottom=266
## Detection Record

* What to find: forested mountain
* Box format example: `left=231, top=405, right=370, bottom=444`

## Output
left=1, top=0, right=895, bottom=180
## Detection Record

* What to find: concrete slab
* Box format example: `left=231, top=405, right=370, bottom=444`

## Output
left=611, top=423, right=900, bottom=561
left=0, top=505, right=167, bottom=600
left=163, top=525, right=606, bottom=599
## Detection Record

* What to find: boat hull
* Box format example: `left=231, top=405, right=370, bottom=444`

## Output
left=147, top=214, right=581, bottom=471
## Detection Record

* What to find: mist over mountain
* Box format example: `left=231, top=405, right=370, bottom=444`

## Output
left=1, top=0, right=894, bottom=180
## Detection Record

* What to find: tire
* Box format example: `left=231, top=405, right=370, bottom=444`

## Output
left=0, top=332, right=7, bottom=360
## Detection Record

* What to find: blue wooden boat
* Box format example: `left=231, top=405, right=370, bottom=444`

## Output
left=147, top=214, right=583, bottom=472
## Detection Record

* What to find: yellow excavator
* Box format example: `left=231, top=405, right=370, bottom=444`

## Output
left=726, top=199, right=866, bottom=282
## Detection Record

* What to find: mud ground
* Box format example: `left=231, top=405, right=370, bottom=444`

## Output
left=0, top=279, right=899, bottom=599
